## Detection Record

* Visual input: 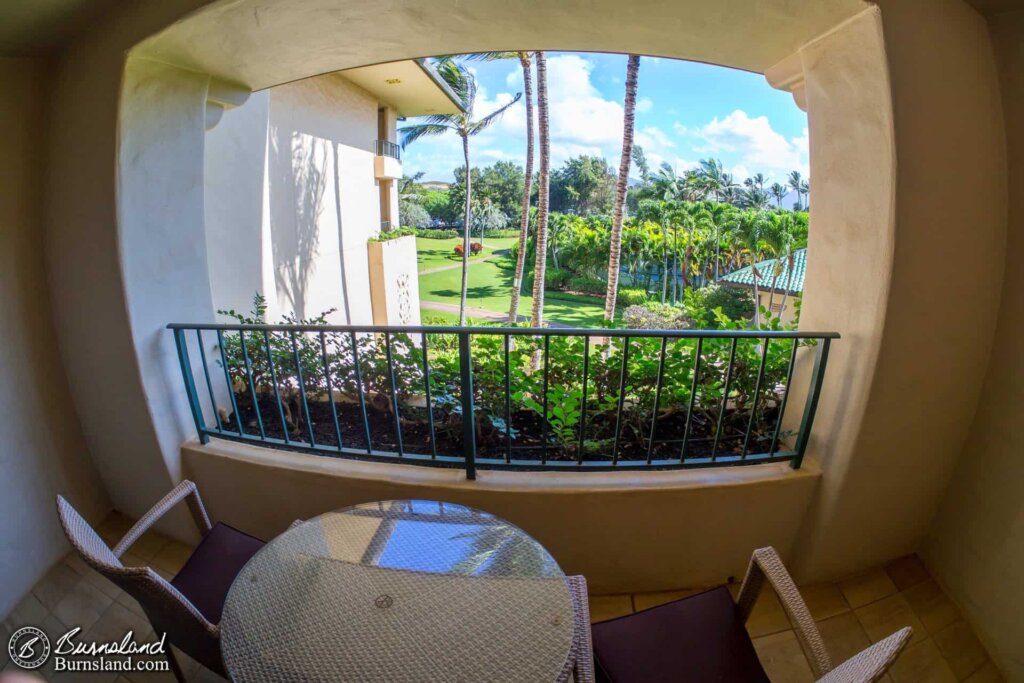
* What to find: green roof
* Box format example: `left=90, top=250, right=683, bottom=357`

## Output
left=720, top=248, right=806, bottom=295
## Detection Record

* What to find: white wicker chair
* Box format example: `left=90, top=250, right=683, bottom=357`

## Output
left=577, top=547, right=911, bottom=683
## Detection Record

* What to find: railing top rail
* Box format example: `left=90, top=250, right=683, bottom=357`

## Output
left=167, top=322, right=839, bottom=339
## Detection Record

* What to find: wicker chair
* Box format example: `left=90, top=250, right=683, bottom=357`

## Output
left=584, top=547, right=912, bottom=683
left=56, top=481, right=265, bottom=681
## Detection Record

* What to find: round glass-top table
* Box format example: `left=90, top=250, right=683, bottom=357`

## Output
left=220, top=500, right=576, bottom=682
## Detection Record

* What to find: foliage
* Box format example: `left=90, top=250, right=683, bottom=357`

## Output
left=543, top=267, right=572, bottom=289
left=453, top=242, right=484, bottom=255
left=550, top=155, right=616, bottom=215
left=681, top=285, right=755, bottom=326
left=417, top=228, right=459, bottom=239
left=622, top=302, right=694, bottom=330
left=368, top=228, right=416, bottom=243
left=618, top=288, right=648, bottom=307
left=399, top=201, right=431, bottom=228
left=568, top=274, right=606, bottom=294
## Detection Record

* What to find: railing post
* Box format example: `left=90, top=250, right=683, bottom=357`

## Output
left=792, top=338, right=832, bottom=469
left=173, top=328, right=209, bottom=444
left=458, top=331, right=477, bottom=480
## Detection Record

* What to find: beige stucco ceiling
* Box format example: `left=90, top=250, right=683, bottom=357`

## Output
left=132, top=0, right=869, bottom=91
left=341, top=60, right=462, bottom=116
left=0, top=0, right=120, bottom=56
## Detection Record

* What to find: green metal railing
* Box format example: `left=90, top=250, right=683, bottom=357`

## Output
left=169, top=323, right=837, bottom=479
left=375, top=139, right=401, bottom=160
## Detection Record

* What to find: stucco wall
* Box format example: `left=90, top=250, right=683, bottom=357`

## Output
left=791, top=1, right=1007, bottom=582
left=205, top=73, right=384, bottom=325
left=922, top=9, right=1024, bottom=681
left=0, top=58, right=110, bottom=619
left=182, top=440, right=822, bottom=594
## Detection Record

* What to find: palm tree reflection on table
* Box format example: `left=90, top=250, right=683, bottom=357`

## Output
left=451, top=523, right=559, bottom=577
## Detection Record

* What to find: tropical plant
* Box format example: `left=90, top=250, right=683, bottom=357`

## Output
left=399, top=58, right=521, bottom=325
left=531, top=52, right=551, bottom=328
left=604, top=54, right=641, bottom=322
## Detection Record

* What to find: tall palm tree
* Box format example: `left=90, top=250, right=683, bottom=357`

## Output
left=399, top=58, right=521, bottom=325
left=704, top=201, right=733, bottom=282
left=787, top=171, right=803, bottom=210
left=751, top=172, right=767, bottom=193
left=468, top=52, right=536, bottom=325
left=604, top=55, right=641, bottom=322
left=698, top=158, right=725, bottom=201
left=736, top=210, right=766, bottom=327
left=769, top=182, right=787, bottom=208
left=528, top=53, right=552, bottom=328
left=799, top=179, right=810, bottom=211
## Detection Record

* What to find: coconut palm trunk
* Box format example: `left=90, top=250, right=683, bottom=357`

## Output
left=604, top=55, right=641, bottom=322
left=508, top=52, right=535, bottom=324
left=530, top=52, right=551, bottom=327
left=459, top=133, right=472, bottom=325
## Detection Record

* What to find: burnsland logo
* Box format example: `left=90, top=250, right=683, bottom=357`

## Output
left=7, top=626, right=169, bottom=674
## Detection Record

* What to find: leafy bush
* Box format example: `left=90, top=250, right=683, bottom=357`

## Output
left=544, top=267, right=572, bottom=289
left=568, top=275, right=606, bottom=294
left=618, top=288, right=649, bottom=307
left=399, top=201, right=431, bottom=228
left=454, top=242, right=484, bottom=255
left=623, top=302, right=694, bottom=330
left=682, top=285, right=755, bottom=326
left=418, top=229, right=459, bottom=239
left=368, top=228, right=416, bottom=243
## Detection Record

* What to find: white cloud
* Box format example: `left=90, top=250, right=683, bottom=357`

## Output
left=635, top=126, right=674, bottom=150
left=636, top=97, right=653, bottom=113
left=688, top=109, right=809, bottom=181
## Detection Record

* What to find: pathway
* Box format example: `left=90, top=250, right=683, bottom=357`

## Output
left=419, top=300, right=573, bottom=328
left=418, top=248, right=508, bottom=275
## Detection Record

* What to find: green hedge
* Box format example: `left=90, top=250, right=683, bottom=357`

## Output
left=417, top=229, right=459, bottom=239
left=568, top=275, right=606, bottom=295
left=618, top=288, right=649, bottom=306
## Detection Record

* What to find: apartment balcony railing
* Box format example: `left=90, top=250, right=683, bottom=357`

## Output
left=374, top=139, right=401, bottom=161
left=169, top=323, right=837, bottom=479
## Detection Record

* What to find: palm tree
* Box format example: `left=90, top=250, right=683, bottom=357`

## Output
left=769, top=182, right=786, bottom=208
left=736, top=210, right=766, bottom=327
left=467, top=52, right=536, bottom=325
left=604, top=55, right=641, bottom=322
left=704, top=201, right=733, bottom=282
left=751, top=173, right=767, bottom=193
left=530, top=52, right=551, bottom=328
left=787, top=171, right=803, bottom=210
left=799, top=179, right=810, bottom=211
left=399, top=59, right=521, bottom=325
left=698, top=158, right=726, bottom=201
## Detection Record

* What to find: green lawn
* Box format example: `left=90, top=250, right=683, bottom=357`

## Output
left=416, top=236, right=519, bottom=273
left=417, top=254, right=610, bottom=327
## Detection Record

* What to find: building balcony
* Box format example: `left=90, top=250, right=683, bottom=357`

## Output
left=374, top=139, right=402, bottom=180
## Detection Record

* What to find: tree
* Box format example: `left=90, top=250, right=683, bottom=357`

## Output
left=399, top=58, right=521, bottom=325
left=769, top=182, right=787, bottom=208
left=465, top=52, right=536, bottom=324
left=735, top=210, right=766, bottom=327
left=788, top=171, right=803, bottom=210
left=531, top=52, right=552, bottom=328
left=604, top=55, right=641, bottom=322
left=799, top=179, right=810, bottom=211
left=550, top=155, right=616, bottom=215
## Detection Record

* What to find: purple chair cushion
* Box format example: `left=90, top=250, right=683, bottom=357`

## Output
left=591, top=586, right=771, bottom=683
left=171, top=522, right=265, bottom=623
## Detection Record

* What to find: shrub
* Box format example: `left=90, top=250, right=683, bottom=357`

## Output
left=418, top=228, right=458, bottom=239
left=454, top=243, right=464, bottom=255
left=470, top=242, right=484, bottom=254
left=568, top=275, right=606, bottom=295
left=623, top=302, right=694, bottom=330
left=368, top=228, right=415, bottom=243
left=700, top=285, right=755, bottom=322
left=618, top=288, right=649, bottom=307
left=545, top=267, right=572, bottom=289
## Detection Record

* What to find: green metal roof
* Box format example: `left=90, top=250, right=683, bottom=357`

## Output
left=720, top=248, right=806, bottom=295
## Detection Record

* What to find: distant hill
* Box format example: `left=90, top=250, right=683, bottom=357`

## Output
left=421, top=180, right=450, bottom=191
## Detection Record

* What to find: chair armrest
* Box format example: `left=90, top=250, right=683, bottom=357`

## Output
left=565, top=575, right=595, bottom=683
left=817, top=628, right=911, bottom=683
left=113, top=480, right=212, bottom=557
left=736, top=547, right=832, bottom=678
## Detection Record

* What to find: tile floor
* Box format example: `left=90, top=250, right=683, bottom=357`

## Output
left=1, top=511, right=1005, bottom=682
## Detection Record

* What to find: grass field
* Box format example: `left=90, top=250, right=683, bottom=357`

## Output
left=417, top=251, right=610, bottom=327
left=416, top=236, right=518, bottom=273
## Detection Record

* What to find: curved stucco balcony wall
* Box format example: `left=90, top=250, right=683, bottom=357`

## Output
left=43, top=0, right=1006, bottom=585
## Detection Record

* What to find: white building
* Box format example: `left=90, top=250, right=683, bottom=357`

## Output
left=204, top=60, right=462, bottom=325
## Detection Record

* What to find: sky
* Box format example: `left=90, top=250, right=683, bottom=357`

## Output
left=401, top=52, right=809, bottom=187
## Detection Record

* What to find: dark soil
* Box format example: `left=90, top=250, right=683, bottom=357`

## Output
left=222, top=392, right=786, bottom=463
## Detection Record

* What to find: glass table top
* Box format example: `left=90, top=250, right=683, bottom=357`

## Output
left=221, top=500, right=575, bottom=682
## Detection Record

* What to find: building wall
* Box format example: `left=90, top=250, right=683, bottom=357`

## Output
left=0, top=59, right=110, bottom=619
left=922, top=9, right=1024, bottom=681
left=205, top=73, right=385, bottom=326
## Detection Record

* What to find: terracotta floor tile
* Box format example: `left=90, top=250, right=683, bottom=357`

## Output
left=855, top=594, right=927, bottom=646
left=889, top=639, right=958, bottom=683
left=85, top=601, right=154, bottom=643
left=734, top=584, right=792, bottom=638
left=885, top=555, right=932, bottom=591
left=753, top=629, right=815, bottom=683
left=52, top=579, right=115, bottom=632
left=125, top=531, right=170, bottom=562
left=801, top=583, right=851, bottom=621
left=932, top=621, right=989, bottom=681
left=632, top=588, right=704, bottom=612
left=816, top=611, right=872, bottom=667
left=151, top=541, right=194, bottom=575
left=965, top=662, right=1005, bottom=683
left=840, top=568, right=898, bottom=609
left=32, top=562, right=83, bottom=611
left=902, top=580, right=960, bottom=635
left=588, top=594, right=633, bottom=623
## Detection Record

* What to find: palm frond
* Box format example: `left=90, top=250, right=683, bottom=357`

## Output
left=468, top=92, right=522, bottom=135
left=398, top=123, right=454, bottom=149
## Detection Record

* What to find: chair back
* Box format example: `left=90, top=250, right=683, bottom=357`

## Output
left=55, top=496, right=222, bottom=672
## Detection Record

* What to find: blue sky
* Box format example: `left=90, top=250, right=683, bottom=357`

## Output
left=401, top=52, right=809, bottom=186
